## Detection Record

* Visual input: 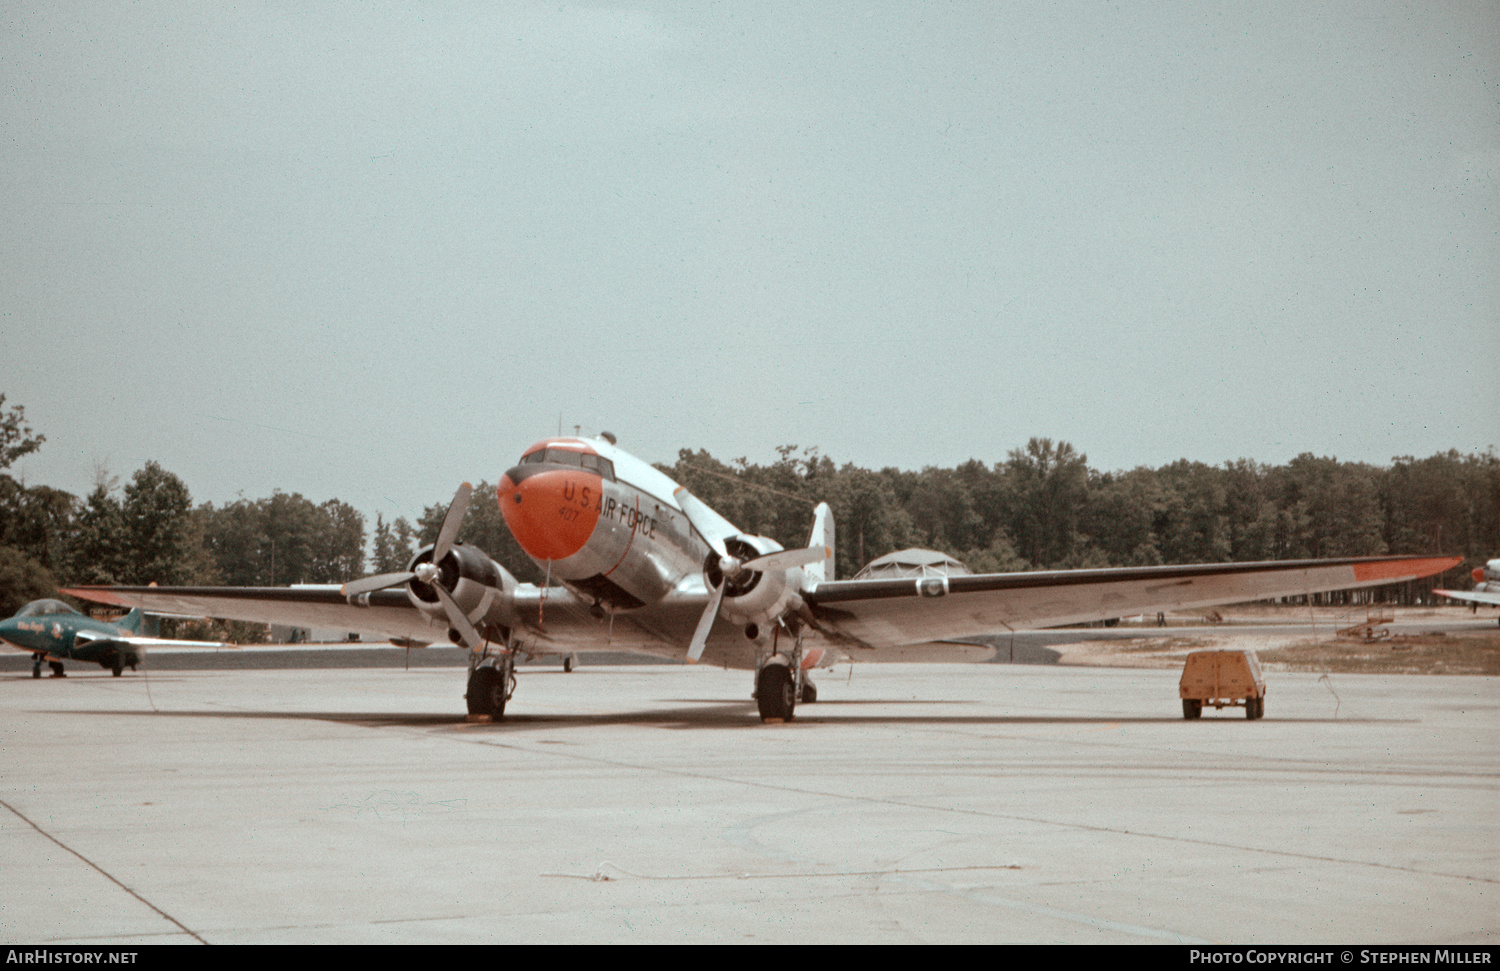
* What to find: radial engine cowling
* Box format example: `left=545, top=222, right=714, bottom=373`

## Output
left=406, top=542, right=519, bottom=638
left=707, top=536, right=799, bottom=630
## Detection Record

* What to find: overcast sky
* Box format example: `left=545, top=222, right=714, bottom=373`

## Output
left=3, top=2, right=1495, bottom=525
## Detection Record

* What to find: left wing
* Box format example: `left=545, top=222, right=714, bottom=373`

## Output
left=803, top=555, right=1461, bottom=654
left=1435, top=588, right=1500, bottom=607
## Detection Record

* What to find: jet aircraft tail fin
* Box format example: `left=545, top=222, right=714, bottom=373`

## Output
left=805, top=502, right=835, bottom=584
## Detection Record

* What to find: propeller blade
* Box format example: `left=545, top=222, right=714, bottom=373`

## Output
left=434, top=583, right=485, bottom=653
left=341, top=571, right=416, bottom=598
left=742, top=545, right=830, bottom=575
left=433, top=482, right=474, bottom=563
left=686, top=579, right=727, bottom=664
left=673, top=487, right=736, bottom=558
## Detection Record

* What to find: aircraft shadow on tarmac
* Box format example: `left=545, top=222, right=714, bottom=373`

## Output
left=40, top=704, right=1413, bottom=730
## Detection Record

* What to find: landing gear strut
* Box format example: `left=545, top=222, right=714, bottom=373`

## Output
left=466, top=650, right=515, bottom=719
left=32, top=657, right=41, bottom=679
left=757, top=628, right=818, bottom=722
left=755, top=657, right=796, bottom=721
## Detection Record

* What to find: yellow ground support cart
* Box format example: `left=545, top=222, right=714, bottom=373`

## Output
left=1179, top=649, right=1266, bottom=719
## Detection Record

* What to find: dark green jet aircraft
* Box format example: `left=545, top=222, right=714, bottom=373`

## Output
left=0, top=598, right=223, bottom=678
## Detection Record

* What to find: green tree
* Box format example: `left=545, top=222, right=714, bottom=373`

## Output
left=0, top=479, right=76, bottom=571
left=64, top=484, right=128, bottom=585
left=118, top=461, right=197, bottom=584
left=1003, top=438, right=1090, bottom=568
left=1152, top=460, right=1232, bottom=564
left=200, top=492, right=367, bottom=585
left=0, top=545, right=56, bottom=616
left=308, top=499, right=364, bottom=582
left=0, top=395, right=44, bottom=471
left=1084, top=468, right=1162, bottom=566
left=372, top=514, right=418, bottom=573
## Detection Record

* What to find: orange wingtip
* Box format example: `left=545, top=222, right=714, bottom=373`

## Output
left=1351, top=556, right=1463, bottom=583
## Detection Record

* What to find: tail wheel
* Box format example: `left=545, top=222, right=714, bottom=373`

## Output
left=756, top=661, right=796, bottom=722
left=466, top=666, right=508, bottom=718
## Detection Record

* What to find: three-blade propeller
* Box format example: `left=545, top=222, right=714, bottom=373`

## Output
left=341, top=483, right=486, bottom=652
left=675, top=488, right=829, bottom=664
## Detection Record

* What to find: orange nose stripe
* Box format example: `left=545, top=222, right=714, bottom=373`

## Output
left=499, top=470, right=602, bottom=562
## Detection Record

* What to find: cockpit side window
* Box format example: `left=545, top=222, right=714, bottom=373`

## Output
left=579, top=454, right=615, bottom=479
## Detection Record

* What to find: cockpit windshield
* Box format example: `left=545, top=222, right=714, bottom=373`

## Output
left=520, top=447, right=615, bottom=480
left=16, top=599, right=82, bottom=618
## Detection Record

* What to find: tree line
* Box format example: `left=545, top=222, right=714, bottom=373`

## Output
left=659, top=440, right=1497, bottom=606
left=1, top=395, right=1494, bottom=618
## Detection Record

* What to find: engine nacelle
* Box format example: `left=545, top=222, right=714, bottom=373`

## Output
left=707, top=535, right=799, bottom=631
left=406, top=542, right=519, bottom=639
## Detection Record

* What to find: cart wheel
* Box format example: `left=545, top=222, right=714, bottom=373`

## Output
left=1182, top=699, right=1202, bottom=719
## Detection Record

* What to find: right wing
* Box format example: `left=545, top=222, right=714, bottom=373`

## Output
left=59, top=582, right=719, bottom=661
left=62, top=585, right=440, bottom=641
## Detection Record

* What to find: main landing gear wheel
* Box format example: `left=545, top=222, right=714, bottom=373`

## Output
left=111, top=657, right=124, bottom=677
left=466, top=665, right=508, bottom=719
left=756, top=661, right=796, bottom=722
left=32, top=657, right=41, bottom=679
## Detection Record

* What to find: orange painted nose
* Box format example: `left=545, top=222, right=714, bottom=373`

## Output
left=499, top=466, right=602, bottom=562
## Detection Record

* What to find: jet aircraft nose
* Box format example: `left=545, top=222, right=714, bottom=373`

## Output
left=0, top=617, right=30, bottom=650
left=499, top=464, right=602, bottom=563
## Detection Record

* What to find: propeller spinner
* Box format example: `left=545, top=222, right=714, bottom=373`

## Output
left=674, top=488, right=829, bottom=663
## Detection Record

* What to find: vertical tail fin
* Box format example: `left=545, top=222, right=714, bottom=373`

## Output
left=804, top=502, right=835, bottom=584
left=121, top=608, right=146, bottom=634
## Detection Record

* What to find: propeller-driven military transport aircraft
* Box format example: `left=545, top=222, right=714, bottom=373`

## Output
left=0, top=598, right=226, bottom=678
left=65, top=435, right=1461, bottom=721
